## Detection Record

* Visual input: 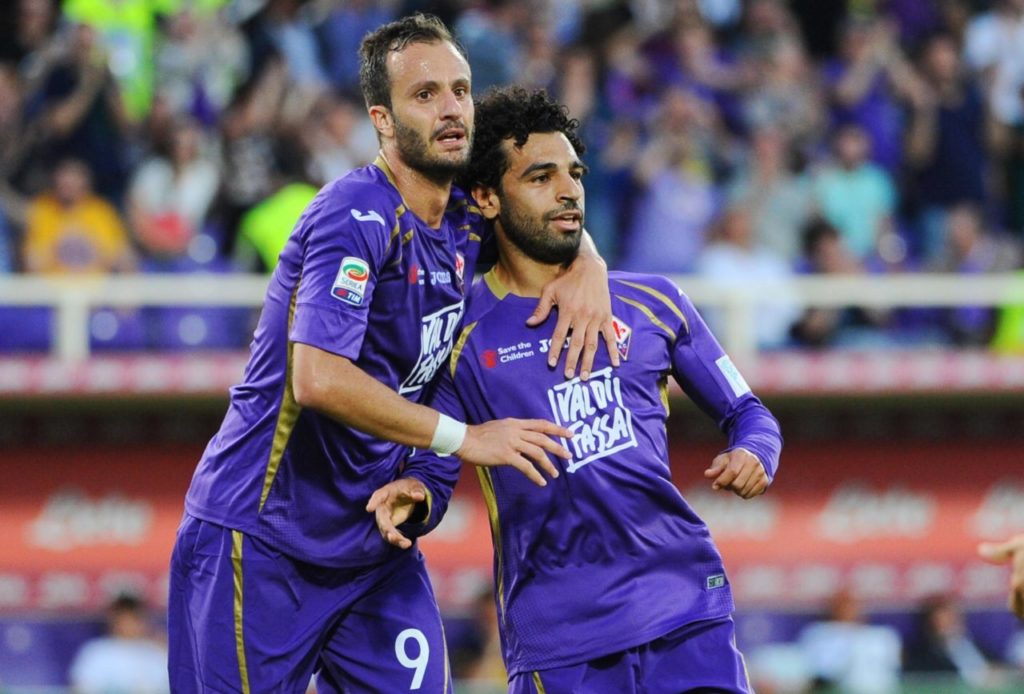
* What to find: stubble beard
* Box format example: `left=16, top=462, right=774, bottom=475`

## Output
left=393, top=116, right=470, bottom=186
left=499, top=198, right=583, bottom=266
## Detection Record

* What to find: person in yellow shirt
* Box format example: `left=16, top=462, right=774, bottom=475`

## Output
left=23, top=158, right=134, bottom=273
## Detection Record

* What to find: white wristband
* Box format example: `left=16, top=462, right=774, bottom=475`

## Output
left=430, top=414, right=467, bottom=456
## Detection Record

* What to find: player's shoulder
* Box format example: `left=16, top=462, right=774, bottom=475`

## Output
left=463, top=273, right=505, bottom=324
left=610, top=271, right=688, bottom=306
left=610, top=271, right=693, bottom=332
left=445, top=185, right=486, bottom=229
left=318, top=163, right=403, bottom=222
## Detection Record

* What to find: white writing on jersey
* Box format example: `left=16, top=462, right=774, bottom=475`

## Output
left=351, top=209, right=385, bottom=226
left=546, top=366, right=638, bottom=473
left=399, top=301, right=464, bottom=395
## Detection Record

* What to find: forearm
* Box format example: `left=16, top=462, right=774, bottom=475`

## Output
left=833, top=61, right=878, bottom=106
left=905, top=107, right=936, bottom=166
left=292, top=342, right=441, bottom=449
left=47, top=69, right=105, bottom=136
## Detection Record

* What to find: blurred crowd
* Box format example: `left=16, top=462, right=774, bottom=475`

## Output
left=747, top=588, right=1024, bottom=694
left=3, top=0, right=1024, bottom=351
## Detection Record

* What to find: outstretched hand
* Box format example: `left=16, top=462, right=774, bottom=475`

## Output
left=457, top=418, right=572, bottom=487
left=527, top=252, right=618, bottom=380
left=366, top=477, right=428, bottom=550
left=978, top=534, right=1024, bottom=619
left=704, top=448, right=768, bottom=499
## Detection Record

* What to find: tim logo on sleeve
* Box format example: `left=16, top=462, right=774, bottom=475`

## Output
left=547, top=366, right=638, bottom=473
left=332, top=257, right=370, bottom=306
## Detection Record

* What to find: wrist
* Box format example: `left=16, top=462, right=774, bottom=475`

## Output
left=430, top=413, right=466, bottom=456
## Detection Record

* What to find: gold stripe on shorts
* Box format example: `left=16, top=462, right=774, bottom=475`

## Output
left=231, top=530, right=251, bottom=694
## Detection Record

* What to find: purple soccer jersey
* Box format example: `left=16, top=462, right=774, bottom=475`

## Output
left=411, top=270, right=782, bottom=677
left=183, top=158, right=482, bottom=568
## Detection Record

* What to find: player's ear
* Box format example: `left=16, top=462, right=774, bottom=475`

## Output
left=472, top=185, right=500, bottom=220
left=368, top=105, right=393, bottom=138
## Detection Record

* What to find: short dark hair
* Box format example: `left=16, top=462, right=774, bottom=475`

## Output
left=358, top=14, right=465, bottom=111
left=109, top=592, right=144, bottom=614
left=460, top=87, right=586, bottom=192
left=801, top=216, right=840, bottom=258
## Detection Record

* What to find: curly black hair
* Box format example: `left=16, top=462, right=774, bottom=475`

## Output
left=460, top=86, right=586, bottom=193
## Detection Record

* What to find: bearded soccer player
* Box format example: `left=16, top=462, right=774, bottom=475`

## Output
left=167, top=15, right=618, bottom=693
left=371, top=87, right=783, bottom=693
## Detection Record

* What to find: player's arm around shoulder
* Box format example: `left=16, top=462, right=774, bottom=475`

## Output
left=528, top=232, right=620, bottom=380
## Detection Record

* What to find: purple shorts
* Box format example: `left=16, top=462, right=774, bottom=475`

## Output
left=508, top=616, right=750, bottom=694
left=168, top=514, right=452, bottom=693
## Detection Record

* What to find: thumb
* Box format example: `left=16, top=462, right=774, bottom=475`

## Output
left=704, top=454, right=728, bottom=477
left=366, top=488, right=389, bottom=513
left=526, top=293, right=556, bottom=326
left=978, top=540, right=1013, bottom=563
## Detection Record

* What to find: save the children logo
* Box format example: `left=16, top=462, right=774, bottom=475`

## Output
left=399, top=301, right=464, bottom=394
left=332, top=256, right=370, bottom=305
left=546, top=366, right=637, bottom=473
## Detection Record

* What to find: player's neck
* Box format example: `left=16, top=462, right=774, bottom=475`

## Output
left=378, top=148, right=453, bottom=228
left=493, top=249, right=563, bottom=298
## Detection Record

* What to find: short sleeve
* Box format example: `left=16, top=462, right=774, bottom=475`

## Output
left=289, top=182, right=394, bottom=360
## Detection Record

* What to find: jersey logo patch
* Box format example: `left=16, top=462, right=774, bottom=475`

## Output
left=546, top=366, right=638, bottom=473
left=715, top=355, right=751, bottom=398
left=332, top=256, right=370, bottom=305
left=350, top=209, right=385, bottom=227
left=481, top=349, right=498, bottom=369
left=455, top=253, right=465, bottom=282
left=611, top=316, right=631, bottom=361
left=399, top=301, right=464, bottom=394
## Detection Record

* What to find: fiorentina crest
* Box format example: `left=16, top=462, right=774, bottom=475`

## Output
left=611, top=316, right=631, bottom=361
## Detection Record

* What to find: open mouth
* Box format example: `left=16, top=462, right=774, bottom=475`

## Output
left=549, top=210, right=583, bottom=228
left=435, top=128, right=466, bottom=146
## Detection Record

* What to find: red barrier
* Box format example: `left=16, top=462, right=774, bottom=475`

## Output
left=0, top=439, right=1017, bottom=610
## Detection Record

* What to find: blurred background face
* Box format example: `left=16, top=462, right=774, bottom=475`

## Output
left=18, top=0, right=54, bottom=41
left=170, top=121, right=200, bottom=166
left=109, top=606, right=147, bottom=640
left=923, top=35, right=960, bottom=82
left=947, top=205, right=982, bottom=256
left=719, top=208, right=753, bottom=248
left=829, top=591, right=862, bottom=623
left=0, top=66, right=22, bottom=125
left=70, top=22, right=98, bottom=63
left=840, top=22, right=872, bottom=60
left=929, top=600, right=962, bottom=636
left=835, top=126, right=869, bottom=167
left=53, top=160, right=91, bottom=206
left=751, top=127, right=785, bottom=167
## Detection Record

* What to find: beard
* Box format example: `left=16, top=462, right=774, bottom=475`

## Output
left=499, top=199, right=583, bottom=266
left=393, top=116, right=471, bottom=185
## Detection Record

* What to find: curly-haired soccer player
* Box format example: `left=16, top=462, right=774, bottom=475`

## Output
left=371, top=87, right=783, bottom=693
